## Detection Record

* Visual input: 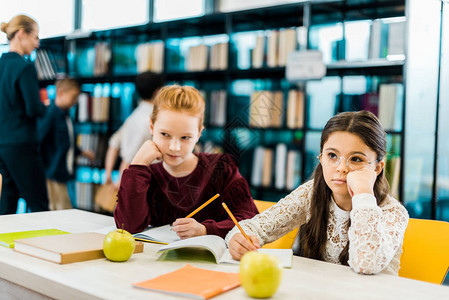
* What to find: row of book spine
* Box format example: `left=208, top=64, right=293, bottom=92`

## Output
left=186, top=42, right=228, bottom=71
left=75, top=182, right=94, bottom=211
left=339, top=83, right=403, bottom=131
left=136, top=41, right=164, bottom=73
left=78, top=93, right=110, bottom=123
left=76, top=133, right=108, bottom=167
left=249, top=89, right=304, bottom=129
left=251, top=144, right=302, bottom=190
left=368, top=18, right=406, bottom=60
left=35, top=49, right=57, bottom=80
left=252, top=27, right=301, bottom=69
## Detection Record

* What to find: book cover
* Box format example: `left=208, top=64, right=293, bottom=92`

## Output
left=133, top=264, right=240, bottom=299
left=14, top=232, right=144, bottom=264
left=0, top=229, right=69, bottom=248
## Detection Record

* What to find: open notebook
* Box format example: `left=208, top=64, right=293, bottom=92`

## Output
left=157, top=235, right=293, bottom=268
left=133, top=224, right=180, bottom=244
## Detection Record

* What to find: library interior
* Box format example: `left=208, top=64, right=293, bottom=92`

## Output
left=0, top=0, right=449, bottom=298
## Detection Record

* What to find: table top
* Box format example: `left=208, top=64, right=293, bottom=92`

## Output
left=0, top=209, right=447, bottom=300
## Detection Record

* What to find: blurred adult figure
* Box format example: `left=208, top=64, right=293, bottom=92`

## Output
left=0, top=14, right=48, bottom=214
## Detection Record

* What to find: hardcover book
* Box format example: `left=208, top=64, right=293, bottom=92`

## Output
left=14, top=232, right=144, bottom=264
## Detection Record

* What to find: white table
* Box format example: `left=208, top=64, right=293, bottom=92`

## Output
left=0, top=209, right=447, bottom=300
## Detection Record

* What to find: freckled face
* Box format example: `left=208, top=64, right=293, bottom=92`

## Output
left=150, top=109, right=201, bottom=170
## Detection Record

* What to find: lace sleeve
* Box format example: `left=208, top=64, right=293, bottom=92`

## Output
left=348, top=194, right=409, bottom=275
left=225, top=180, right=314, bottom=246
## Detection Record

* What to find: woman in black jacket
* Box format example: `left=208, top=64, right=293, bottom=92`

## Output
left=0, top=14, right=48, bottom=214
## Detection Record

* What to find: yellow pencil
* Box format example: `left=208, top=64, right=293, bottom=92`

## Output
left=134, top=238, right=168, bottom=245
left=222, top=202, right=255, bottom=247
left=185, top=193, right=220, bottom=218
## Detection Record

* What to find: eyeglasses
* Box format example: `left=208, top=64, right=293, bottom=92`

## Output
left=28, top=32, right=39, bottom=41
left=317, top=151, right=378, bottom=171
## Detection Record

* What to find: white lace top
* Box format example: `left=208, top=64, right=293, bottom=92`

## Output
left=225, top=180, right=409, bottom=275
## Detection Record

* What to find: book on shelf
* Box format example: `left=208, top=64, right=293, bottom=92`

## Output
left=157, top=235, right=293, bottom=268
left=368, top=17, right=405, bottom=60
left=77, top=92, right=91, bottom=122
left=386, top=155, right=401, bottom=199
left=267, top=30, right=279, bottom=68
left=75, top=181, right=95, bottom=211
left=249, top=91, right=284, bottom=128
left=136, top=41, right=165, bottom=73
left=0, top=229, right=69, bottom=248
left=13, top=232, right=144, bottom=264
left=187, top=44, right=208, bottom=71
left=286, top=89, right=304, bottom=129
left=378, top=83, right=403, bottom=131
left=76, top=133, right=107, bottom=167
left=133, top=224, right=180, bottom=245
left=278, top=28, right=297, bottom=67
left=275, top=143, right=287, bottom=190
left=209, top=90, right=227, bottom=126
left=285, top=150, right=302, bottom=190
left=386, top=19, right=406, bottom=59
left=133, top=264, right=240, bottom=300
left=262, top=148, right=274, bottom=187
left=252, top=35, right=266, bottom=68
left=90, top=83, right=110, bottom=122
left=34, top=49, right=56, bottom=80
left=252, top=145, right=302, bottom=190
left=209, top=42, right=228, bottom=71
left=251, top=146, right=265, bottom=187
left=93, top=42, right=111, bottom=76
left=368, top=19, right=389, bottom=59
left=360, top=92, right=379, bottom=116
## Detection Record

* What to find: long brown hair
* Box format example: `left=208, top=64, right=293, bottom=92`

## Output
left=298, top=111, right=390, bottom=265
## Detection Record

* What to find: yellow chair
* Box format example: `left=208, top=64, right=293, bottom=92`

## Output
left=253, top=200, right=298, bottom=249
left=399, top=218, right=449, bottom=284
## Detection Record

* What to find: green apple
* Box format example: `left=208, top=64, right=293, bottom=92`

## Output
left=240, top=251, right=282, bottom=298
left=103, top=229, right=135, bottom=262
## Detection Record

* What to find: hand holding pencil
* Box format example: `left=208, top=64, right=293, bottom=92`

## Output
left=172, top=194, right=220, bottom=239
left=222, top=202, right=260, bottom=260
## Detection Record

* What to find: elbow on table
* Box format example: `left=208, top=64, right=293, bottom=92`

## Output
left=349, top=259, right=385, bottom=275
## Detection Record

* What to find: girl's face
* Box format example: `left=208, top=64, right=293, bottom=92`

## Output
left=150, top=109, right=202, bottom=171
left=320, top=131, right=380, bottom=202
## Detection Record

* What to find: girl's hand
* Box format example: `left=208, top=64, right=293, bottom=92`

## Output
left=228, top=233, right=260, bottom=260
left=172, top=218, right=207, bottom=239
left=346, top=168, right=377, bottom=197
left=131, top=140, right=162, bottom=166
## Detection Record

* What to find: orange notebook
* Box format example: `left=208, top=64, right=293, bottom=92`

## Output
left=133, top=264, right=240, bottom=299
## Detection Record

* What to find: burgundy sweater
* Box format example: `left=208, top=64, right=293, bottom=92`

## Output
left=114, top=153, right=259, bottom=238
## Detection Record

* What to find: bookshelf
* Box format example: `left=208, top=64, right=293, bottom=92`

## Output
left=36, top=0, right=445, bottom=219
